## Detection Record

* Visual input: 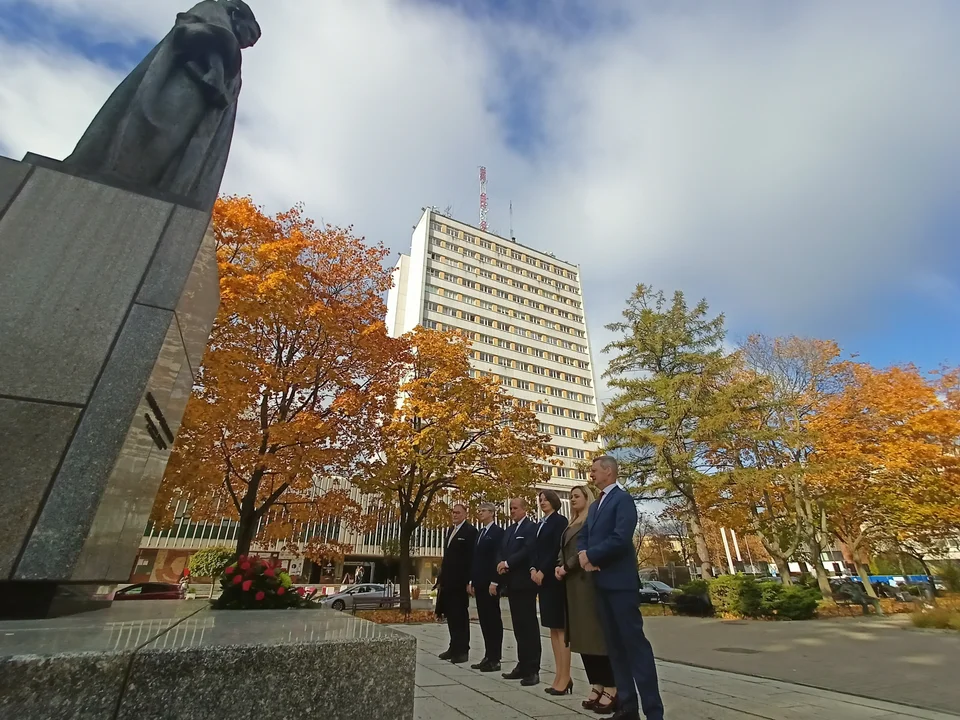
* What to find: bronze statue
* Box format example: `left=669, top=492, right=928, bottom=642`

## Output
left=63, top=0, right=261, bottom=210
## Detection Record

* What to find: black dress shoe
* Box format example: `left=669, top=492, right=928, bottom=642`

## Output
left=450, top=653, right=469, bottom=664
left=607, top=707, right=639, bottom=720
left=502, top=667, right=524, bottom=680
left=479, top=660, right=501, bottom=672
left=470, top=658, right=489, bottom=669
left=438, top=650, right=453, bottom=660
left=545, top=679, right=573, bottom=695
left=520, top=673, right=540, bottom=686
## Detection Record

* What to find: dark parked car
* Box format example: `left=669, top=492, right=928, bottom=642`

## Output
left=112, top=582, right=184, bottom=601
left=638, top=582, right=663, bottom=604
left=642, top=580, right=675, bottom=603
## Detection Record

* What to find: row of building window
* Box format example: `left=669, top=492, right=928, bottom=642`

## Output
left=546, top=464, right=587, bottom=480
left=424, top=300, right=587, bottom=355
left=465, top=328, right=591, bottom=373
left=426, top=289, right=590, bottom=367
left=427, top=276, right=587, bottom=338
left=427, top=252, right=585, bottom=323
left=431, top=222, right=580, bottom=287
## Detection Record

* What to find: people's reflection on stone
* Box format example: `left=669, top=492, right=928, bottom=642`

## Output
left=64, top=0, right=261, bottom=210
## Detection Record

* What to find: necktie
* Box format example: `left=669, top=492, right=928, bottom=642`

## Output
left=477, top=526, right=487, bottom=545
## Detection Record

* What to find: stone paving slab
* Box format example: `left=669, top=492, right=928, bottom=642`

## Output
left=642, top=615, right=960, bottom=714
left=394, top=622, right=960, bottom=720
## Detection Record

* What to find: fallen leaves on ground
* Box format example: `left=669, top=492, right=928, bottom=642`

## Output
left=355, top=609, right=440, bottom=624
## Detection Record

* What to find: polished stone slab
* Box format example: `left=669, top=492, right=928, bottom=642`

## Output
left=0, top=154, right=220, bottom=598
left=0, top=603, right=417, bottom=720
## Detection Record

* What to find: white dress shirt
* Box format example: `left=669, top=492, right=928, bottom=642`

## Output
left=597, top=482, right=624, bottom=508
left=447, top=520, right=465, bottom=547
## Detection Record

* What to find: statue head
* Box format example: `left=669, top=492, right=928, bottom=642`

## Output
left=223, top=0, right=261, bottom=49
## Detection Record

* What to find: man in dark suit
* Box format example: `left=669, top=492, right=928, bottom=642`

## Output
left=496, top=498, right=541, bottom=686
left=579, top=456, right=665, bottom=720
left=468, top=502, right=505, bottom=671
left=438, top=503, right=477, bottom=663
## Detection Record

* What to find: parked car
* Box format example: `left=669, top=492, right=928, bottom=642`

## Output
left=642, top=580, right=675, bottom=603
left=112, top=582, right=184, bottom=601
left=319, top=584, right=388, bottom=611
left=638, top=582, right=663, bottom=604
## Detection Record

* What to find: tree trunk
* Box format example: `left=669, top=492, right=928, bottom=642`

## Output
left=773, top=556, right=793, bottom=586
left=235, top=492, right=259, bottom=558
left=805, top=532, right=833, bottom=597
left=398, top=522, right=414, bottom=613
left=685, top=500, right=713, bottom=580
left=912, top=554, right=938, bottom=607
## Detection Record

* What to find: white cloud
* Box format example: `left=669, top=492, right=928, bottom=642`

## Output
left=2, top=0, right=959, bottom=399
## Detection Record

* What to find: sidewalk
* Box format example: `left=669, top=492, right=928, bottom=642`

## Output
left=395, top=621, right=959, bottom=720
left=641, top=615, right=960, bottom=714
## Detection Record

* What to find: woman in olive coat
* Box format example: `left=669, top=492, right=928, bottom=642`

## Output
left=556, top=486, right=618, bottom=714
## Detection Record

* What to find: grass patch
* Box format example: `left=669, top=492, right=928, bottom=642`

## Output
left=910, top=609, right=960, bottom=631
left=355, top=609, right=439, bottom=625
left=640, top=603, right=676, bottom=617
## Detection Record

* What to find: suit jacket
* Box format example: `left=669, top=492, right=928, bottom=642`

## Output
left=530, top=512, right=568, bottom=588
left=497, top=518, right=537, bottom=591
left=577, top=485, right=640, bottom=591
left=439, top=521, right=478, bottom=591
left=470, top=523, right=505, bottom=590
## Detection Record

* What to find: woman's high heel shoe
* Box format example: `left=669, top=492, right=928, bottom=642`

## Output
left=582, top=687, right=603, bottom=709
left=594, top=691, right=618, bottom=715
left=544, top=679, right=574, bottom=696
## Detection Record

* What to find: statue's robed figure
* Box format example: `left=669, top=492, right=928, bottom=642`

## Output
left=63, top=0, right=261, bottom=210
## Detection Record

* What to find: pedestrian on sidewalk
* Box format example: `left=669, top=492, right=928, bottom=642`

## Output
left=497, top=498, right=541, bottom=686
left=557, top=485, right=618, bottom=714
left=437, top=503, right=477, bottom=664
left=468, top=502, right=505, bottom=672
left=532, top=489, right=571, bottom=696
left=579, top=456, right=665, bottom=720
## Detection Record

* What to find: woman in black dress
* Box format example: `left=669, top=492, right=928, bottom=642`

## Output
left=530, top=489, right=570, bottom=694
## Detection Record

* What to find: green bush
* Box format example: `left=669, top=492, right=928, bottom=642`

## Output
left=709, top=575, right=762, bottom=617
left=188, top=546, right=235, bottom=580
left=673, top=579, right=713, bottom=616
left=706, top=576, right=818, bottom=620
left=774, top=586, right=820, bottom=620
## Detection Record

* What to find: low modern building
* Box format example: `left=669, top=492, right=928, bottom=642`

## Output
left=135, top=208, right=602, bottom=585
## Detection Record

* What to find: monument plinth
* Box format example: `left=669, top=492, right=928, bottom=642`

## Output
left=0, top=154, right=220, bottom=617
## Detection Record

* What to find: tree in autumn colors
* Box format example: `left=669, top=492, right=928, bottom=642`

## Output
left=357, top=327, right=552, bottom=610
left=709, top=335, right=846, bottom=592
left=152, top=196, right=404, bottom=559
left=811, top=363, right=960, bottom=598
left=596, top=284, right=750, bottom=580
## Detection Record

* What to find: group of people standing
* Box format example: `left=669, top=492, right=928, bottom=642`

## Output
left=435, top=456, right=665, bottom=720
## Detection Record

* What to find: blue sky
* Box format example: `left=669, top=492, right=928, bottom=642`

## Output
left=2, top=0, right=959, bottom=390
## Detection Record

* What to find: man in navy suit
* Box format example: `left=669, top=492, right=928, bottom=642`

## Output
left=579, top=456, right=665, bottom=720
left=438, top=503, right=478, bottom=663
left=468, top=502, right=505, bottom=671
left=496, top=497, right=541, bottom=686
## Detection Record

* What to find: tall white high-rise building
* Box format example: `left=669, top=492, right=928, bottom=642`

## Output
left=387, top=208, right=601, bottom=491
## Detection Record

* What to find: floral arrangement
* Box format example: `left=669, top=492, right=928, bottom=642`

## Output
left=212, top=555, right=311, bottom=610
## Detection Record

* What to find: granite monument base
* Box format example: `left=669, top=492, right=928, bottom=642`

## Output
left=0, top=603, right=416, bottom=720
left=0, top=153, right=219, bottom=618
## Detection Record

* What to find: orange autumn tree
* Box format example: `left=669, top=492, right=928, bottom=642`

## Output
left=811, top=363, right=960, bottom=596
left=153, top=196, right=404, bottom=559
left=357, top=327, right=551, bottom=610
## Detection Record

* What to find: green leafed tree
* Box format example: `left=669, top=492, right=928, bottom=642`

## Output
left=188, top=546, right=235, bottom=597
left=596, top=284, right=747, bottom=580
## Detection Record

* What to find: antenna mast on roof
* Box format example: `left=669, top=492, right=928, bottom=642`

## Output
left=509, top=200, right=514, bottom=240
left=479, top=166, right=488, bottom=231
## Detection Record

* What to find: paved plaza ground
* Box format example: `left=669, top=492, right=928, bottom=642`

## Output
left=395, top=619, right=960, bottom=720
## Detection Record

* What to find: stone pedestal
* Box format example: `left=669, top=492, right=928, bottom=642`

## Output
left=0, top=154, right=219, bottom=617
left=0, top=603, right=417, bottom=720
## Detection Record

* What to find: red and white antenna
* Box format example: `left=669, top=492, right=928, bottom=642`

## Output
left=479, top=166, right=488, bottom=231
